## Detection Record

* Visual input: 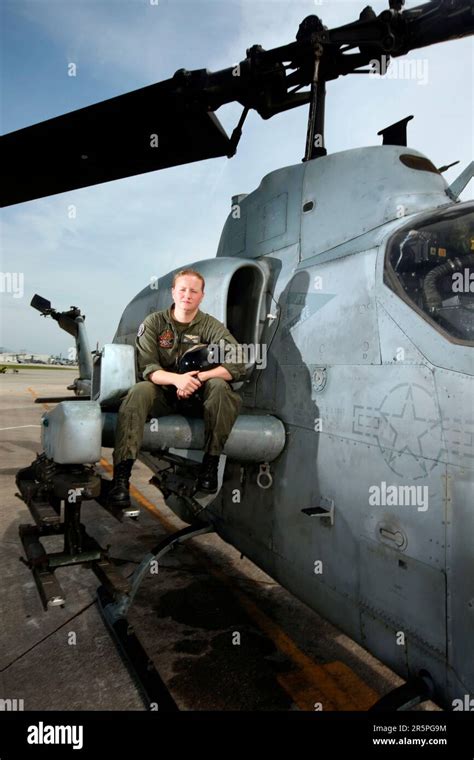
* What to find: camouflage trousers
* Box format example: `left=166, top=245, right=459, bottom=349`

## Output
left=113, top=378, right=242, bottom=465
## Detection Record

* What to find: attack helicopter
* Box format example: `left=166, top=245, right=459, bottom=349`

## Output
left=3, top=0, right=474, bottom=711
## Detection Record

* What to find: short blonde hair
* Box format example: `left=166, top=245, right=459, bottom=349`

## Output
left=172, top=269, right=205, bottom=292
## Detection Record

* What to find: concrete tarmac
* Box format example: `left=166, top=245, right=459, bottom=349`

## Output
left=0, top=370, right=439, bottom=711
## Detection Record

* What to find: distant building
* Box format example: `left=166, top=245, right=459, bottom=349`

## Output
left=0, top=352, right=76, bottom=365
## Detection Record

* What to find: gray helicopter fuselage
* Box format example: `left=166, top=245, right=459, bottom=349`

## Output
left=114, top=145, right=473, bottom=708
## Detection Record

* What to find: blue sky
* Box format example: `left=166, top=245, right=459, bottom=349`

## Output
left=1, top=0, right=472, bottom=355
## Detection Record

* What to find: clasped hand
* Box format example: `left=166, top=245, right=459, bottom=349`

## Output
left=176, top=370, right=203, bottom=400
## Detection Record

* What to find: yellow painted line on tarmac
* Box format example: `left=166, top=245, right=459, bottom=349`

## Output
left=277, top=660, right=378, bottom=711
left=100, top=454, right=380, bottom=711
left=197, top=561, right=378, bottom=711
left=24, top=387, right=379, bottom=709
left=26, top=386, right=50, bottom=410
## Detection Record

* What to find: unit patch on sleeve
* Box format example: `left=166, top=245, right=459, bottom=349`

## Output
left=137, top=323, right=145, bottom=337
left=158, top=329, right=174, bottom=348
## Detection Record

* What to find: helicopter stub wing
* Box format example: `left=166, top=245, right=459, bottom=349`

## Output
left=0, top=78, right=231, bottom=207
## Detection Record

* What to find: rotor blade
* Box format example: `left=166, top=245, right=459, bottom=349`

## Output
left=1, top=78, right=231, bottom=207
left=394, top=0, right=474, bottom=56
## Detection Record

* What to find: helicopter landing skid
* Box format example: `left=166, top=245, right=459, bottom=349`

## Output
left=369, top=672, right=435, bottom=711
left=96, top=523, right=214, bottom=709
left=96, top=585, right=179, bottom=711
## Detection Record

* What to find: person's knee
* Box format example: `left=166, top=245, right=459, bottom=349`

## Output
left=204, top=379, right=241, bottom=411
left=205, top=378, right=229, bottom=395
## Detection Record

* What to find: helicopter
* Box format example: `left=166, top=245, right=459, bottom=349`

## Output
left=3, top=0, right=474, bottom=712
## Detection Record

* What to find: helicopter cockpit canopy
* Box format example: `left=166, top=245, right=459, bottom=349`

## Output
left=384, top=203, right=474, bottom=343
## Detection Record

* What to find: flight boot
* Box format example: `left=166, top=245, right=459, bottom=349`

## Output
left=197, top=453, right=220, bottom=493
left=107, top=459, right=135, bottom=509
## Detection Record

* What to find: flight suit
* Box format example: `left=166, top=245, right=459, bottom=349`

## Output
left=113, top=306, right=247, bottom=464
